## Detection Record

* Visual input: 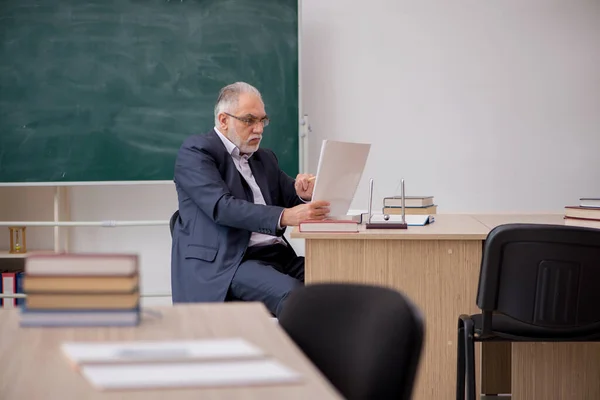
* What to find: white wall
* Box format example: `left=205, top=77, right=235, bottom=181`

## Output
left=69, top=184, right=176, bottom=305
left=2, top=0, right=599, bottom=302
left=302, top=0, right=600, bottom=212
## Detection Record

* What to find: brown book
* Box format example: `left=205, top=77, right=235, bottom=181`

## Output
left=564, top=206, right=600, bottom=221
left=564, top=217, right=600, bottom=229
left=24, top=275, right=139, bottom=293
left=383, top=196, right=434, bottom=208
left=26, top=292, right=139, bottom=310
left=384, top=205, right=437, bottom=215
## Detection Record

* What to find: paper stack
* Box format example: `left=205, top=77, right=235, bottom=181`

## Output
left=20, top=253, right=140, bottom=327
left=60, top=338, right=302, bottom=391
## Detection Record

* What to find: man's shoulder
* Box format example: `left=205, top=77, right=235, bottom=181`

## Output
left=180, top=130, right=220, bottom=150
left=254, top=147, right=278, bottom=164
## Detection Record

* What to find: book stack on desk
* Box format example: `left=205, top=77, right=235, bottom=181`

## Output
left=20, top=253, right=140, bottom=327
left=564, top=198, right=600, bottom=229
left=383, top=196, right=437, bottom=215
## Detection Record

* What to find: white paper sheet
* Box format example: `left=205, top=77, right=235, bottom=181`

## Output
left=80, top=359, right=302, bottom=390
left=311, top=140, right=371, bottom=217
left=61, top=338, right=265, bottom=365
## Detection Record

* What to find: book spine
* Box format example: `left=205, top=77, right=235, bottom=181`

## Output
left=16, top=272, right=25, bottom=306
left=1, top=272, right=17, bottom=308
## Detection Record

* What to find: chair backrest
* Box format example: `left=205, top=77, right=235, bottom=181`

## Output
left=477, top=223, right=600, bottom=331
left=169, top=210, right=180, bottom=238
left=278, top=283, right=424, bottom=400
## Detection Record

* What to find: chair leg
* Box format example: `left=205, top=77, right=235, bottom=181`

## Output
left=463, top=318, right=476, bottom=400
left=456, top=319, right=466, bottom=400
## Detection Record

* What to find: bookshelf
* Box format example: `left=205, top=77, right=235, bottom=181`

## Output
left=0, top=186, right=172, bottom=304
left=0, top=251, right=28, bottom=259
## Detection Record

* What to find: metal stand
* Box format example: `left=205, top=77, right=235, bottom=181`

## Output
left=365, top=178, right=408, bottom=229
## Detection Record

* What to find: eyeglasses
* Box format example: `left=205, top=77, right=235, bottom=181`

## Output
left=224, top=112, right=270, bottom=128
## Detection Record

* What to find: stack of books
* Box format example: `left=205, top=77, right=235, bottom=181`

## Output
left=383, top=196, right=437, bottom=215
left=564, top=198, right=600, bottom=229
left=20, top=253, right=140, bottom=327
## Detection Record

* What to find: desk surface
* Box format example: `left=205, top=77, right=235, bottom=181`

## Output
left=0, top=303, right=341, bottom=400
left=291, top=213, right=565, bottom=240
left=471, top=213, right=565, bottom=229
left=291, top=214, right=490, bottom=240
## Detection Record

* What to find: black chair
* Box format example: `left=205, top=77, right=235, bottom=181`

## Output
left=457, top=223, right=600, bottom=400
left=169, top=210, right=180, bottom=238
left=278, top=283, right=425, bottom=400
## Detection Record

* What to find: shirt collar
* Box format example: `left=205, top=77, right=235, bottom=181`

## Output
left=214, top=127, right=252, bottom=159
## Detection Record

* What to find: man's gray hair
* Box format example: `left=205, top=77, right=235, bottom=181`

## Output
left=214, top=82, right=263, bottom=125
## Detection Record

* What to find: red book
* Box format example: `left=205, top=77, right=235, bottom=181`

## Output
left=299, top=220, right=359, bottom=233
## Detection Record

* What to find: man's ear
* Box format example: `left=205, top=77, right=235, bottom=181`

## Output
left=217, top=113, right=228, bottom=131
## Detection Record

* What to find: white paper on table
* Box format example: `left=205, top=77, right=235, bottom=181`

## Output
left=61, top=338, right=265, bottom=365
left=80, top=359, right=303, bottom=390
left=311, top=140, right=371, bottom=218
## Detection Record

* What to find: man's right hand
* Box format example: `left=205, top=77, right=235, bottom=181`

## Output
left=281, top=201, right=330, bottom=227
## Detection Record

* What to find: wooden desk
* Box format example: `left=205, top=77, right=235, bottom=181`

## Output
left=292, top=213, right=600, bottom=400
left=293, top=214, right=491, bottom=400
left=0, top=303, right=341, bottom=400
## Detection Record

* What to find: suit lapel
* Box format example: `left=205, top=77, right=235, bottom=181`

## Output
left=248, top=155, right=273, bottom=205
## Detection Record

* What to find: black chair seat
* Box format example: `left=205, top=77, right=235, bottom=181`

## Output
left=471, top=314, right=600, bottom=341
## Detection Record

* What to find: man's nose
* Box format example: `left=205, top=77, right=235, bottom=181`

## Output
left=253, top=123, right=264, bottom=134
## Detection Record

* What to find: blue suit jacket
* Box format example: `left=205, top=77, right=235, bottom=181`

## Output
left=171, top=130, right=303, bottom=303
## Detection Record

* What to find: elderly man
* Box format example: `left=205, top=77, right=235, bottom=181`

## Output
left=171, top=82, right=329, bottom=317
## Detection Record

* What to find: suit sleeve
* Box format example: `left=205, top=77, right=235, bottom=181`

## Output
left=175, top=139, right=284, bottom=236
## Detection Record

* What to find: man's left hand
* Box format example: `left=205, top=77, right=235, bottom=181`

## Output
left=294, top=173, right=315, bottom=201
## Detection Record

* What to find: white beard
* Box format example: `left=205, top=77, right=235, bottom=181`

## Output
left=229, top=125, right=261, bottom=154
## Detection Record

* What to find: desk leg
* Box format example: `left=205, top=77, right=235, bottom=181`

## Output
left=512, top=343, right=600, bottom=400
left=481, top=342, right=511, bottom=395
left=304, top=238, right=511, bottom=400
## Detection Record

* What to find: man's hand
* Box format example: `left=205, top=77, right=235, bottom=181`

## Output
left=294, top=173, right=316, bottom=201
left=281, top=200, right=330, bottom=227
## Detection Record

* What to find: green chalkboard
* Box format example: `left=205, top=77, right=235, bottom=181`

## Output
left=0, top=0, right=299, bottom=183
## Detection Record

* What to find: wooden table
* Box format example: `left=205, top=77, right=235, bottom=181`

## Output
left=0, top=303, right=341, bottom=400
left=292, top=213, right=600, bottom=400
